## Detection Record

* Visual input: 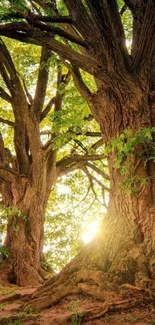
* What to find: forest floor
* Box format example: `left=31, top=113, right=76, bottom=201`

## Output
left=0, top=284, right=155, bottom=325
left=0, top=271, right=155, bottom=325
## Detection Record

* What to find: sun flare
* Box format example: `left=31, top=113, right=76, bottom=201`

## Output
left=81, top=221, right=99, bottom=244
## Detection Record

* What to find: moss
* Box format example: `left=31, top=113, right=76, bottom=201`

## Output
left=0, top=285, right=17, bottom=296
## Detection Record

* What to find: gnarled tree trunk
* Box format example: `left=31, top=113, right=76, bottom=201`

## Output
left=1, top=0, right=155, bottom=317
left=26, top=89, right=155, bottom=313
left=1, top=152, right=56, bottom=286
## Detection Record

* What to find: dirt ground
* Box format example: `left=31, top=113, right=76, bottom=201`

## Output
left=0, top=282, right=154, bottom=325
left=0, top=265, right=154, bottom=325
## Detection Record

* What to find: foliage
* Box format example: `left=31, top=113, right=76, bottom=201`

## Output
left=106, top=127, right=155, bottom=168
left=0, top=245, right=9, bottom=260
left=105, top=127, right=155, bottom=192
left=69, top=300, right=84, bottom=325
left=6, top=321, right=22, bottom=325
left=0, top=285, right=17, bottom=296
left=0, top=35, right=107, bottom=271
left=44, top=170, right=105, bottom=271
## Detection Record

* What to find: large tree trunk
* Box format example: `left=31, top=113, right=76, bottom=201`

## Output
left=25, top=90, right=155, bottom=314
left=5, top=184, right=46, bottom=286
left=1, top=153, right=56, bottom=286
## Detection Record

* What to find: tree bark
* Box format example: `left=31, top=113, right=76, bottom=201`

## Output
left=1, top=0, right=155, bottom=315
left=25, top=88, right=155, bottom=311
left=1, top=152, right=57, bottom=286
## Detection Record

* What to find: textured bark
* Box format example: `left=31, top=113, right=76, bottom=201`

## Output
left=1, top=0, right=155, bottom=314
left=25, top=88, right=155, bottom=310
left=1, top=153, right=57, bottom=286
left=0, top=38, right=105, bottom=286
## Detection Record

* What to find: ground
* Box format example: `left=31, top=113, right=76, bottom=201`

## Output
left=0, top=272, right=155, bottom=325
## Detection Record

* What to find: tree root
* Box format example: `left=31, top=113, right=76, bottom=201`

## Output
left=88, top=296, right=150, bottom=320
left=22, top=267, right=153, bottom=323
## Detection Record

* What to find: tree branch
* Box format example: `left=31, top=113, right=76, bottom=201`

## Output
left=33, top=0, right=58, bottom=14
left=32, top=46, right=51, bottom=119
left=82, top=165, right=109, bottom=207
left=40, top=97, right=55, bottom=122
left=0, top=23, right=105, bottom=79
left=0, top=38, right=18, bottom=83
left=22, top=78, right=33, bottom=105
left=0, top=62, right=12, bottom=92
left=84, top=0, right=129, bottom=72
left=72, top=131, right=102, bottom=137
left=132, top=1, right=155, bottom=73
left=107, top=0, right=131, bottom=69
left=64, top=0, right=95, bottom=41
left=123, top=0, right=136, bottom=14
left=120, top=4, right=127, bottom=16
left=0, top=38, right=40, bottom=173
left=0, top=86, right=12, bottom=103
left=28, top=13, right=73, bottom=24
left=82, top=165, right=98, bottom=202
left=74, top=185, right=91, bottom=209
left=57, top=153, right=107, bottom=172
left=0, top=117, right=14, bottom=127
left=54, top=67, right=71, bottom=113
left=86, top=162, right=109, bottom=181
left=91, top=139, right=104, bottom=150
left=26, top=14, right=87, bottom=48
left=71, top=66, right=92, bottom=104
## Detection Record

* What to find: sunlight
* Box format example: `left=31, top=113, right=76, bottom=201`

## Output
left=81, top=220, right=100, bottom=244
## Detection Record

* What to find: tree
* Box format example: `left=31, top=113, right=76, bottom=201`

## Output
left=0, top=35, right=108, bottom=286
left=0, top=0, right=155, bottom=317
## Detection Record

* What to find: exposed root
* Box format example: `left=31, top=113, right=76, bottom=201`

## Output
left=24, top=285, right=79, bottom=310
left=87, top=297, right=150, bottom=320
left=22, top=266, right=153, bottom=323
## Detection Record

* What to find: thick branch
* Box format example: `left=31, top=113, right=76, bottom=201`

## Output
left=27, top=13, right=73, bottom=24
left=32, top=47, right=51, bottom=119
left=85, top=0, right=127, bottom=72
left=57, top=153, right=107, bottom=172
left=56, top=160, right=84, bottom=177
left=64, top=0, right=95, bottom=41
left=0, top=166, right=19, bottom=177
left=0, top=133, right=19, bottom=182
left=0, top=166, right=18, bottom=183
left=132, top=1, right=155, bottom=73
left=0, top=38, right=18, bottom=85
left=0, top=23, right=104, bottom=78
left=26, top=16, right=87, bottom=47
left=107, top=0, right=131, bottom=69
